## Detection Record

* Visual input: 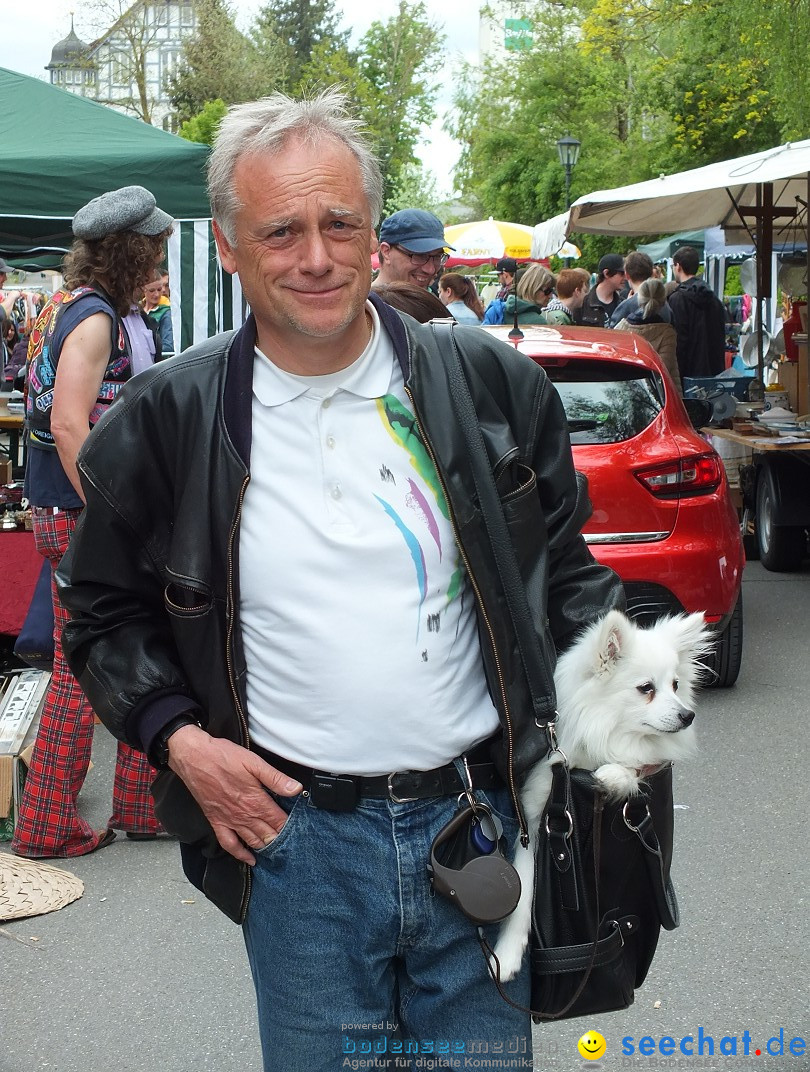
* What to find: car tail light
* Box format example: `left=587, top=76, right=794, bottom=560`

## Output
left=634, top=452, right=723, bottom=499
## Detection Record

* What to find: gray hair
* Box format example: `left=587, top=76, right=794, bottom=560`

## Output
left=208, top=87, right=384, bottom=244
left=637, top=277, right=667, bottom=320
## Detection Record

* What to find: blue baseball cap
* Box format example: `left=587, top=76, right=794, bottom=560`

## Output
left=378, top=209, right=452, bottom=253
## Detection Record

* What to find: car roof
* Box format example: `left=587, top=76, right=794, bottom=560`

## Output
left=481, top=324, right=667, bottom=376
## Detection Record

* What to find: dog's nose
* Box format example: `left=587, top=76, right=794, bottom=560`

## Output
left=679, top=710, right=695, bottom=727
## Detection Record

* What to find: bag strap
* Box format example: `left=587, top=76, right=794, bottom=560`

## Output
left=623, top=793, right=680, bottom=930
left=430, top=320, right=557, bottom=733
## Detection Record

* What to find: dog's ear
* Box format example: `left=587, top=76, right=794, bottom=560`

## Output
left=594, top=610, right=631, bottom=676
left=670, top=612, right=713, bottom=659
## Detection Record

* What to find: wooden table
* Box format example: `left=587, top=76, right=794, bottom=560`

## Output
left=704, top=426, right=810, bottom=452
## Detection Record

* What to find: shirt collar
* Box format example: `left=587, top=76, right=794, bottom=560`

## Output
left=253, top=300, right=392, bottom=408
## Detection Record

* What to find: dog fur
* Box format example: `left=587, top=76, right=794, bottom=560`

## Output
left=492, top=609, right=712, bottom=981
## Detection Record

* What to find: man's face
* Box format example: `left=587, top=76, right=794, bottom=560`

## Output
left=498, top=270, right=514, bottom=288
left=570, top=282, right=589, bottom=310
left=214, top=136, right=377, bottom=371
left=602, top=268, right=626, bottom=296
left=377, top=243, right=445, bottom=288
left=0, top=272, right=6, bottom=289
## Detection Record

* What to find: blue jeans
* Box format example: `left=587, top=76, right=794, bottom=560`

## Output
left=243, top=786, right=532, bottom=1071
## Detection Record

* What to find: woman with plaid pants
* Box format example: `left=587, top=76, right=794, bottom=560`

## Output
left=12, top=507, right=161, bottom=855
left=11, top=186, right=173, bottom=857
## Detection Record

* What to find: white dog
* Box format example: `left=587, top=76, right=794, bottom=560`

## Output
left=492, top=609, right=712, bottom=981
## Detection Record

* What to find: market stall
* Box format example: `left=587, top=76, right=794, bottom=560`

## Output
left=0, top=66, right=244, bottom=351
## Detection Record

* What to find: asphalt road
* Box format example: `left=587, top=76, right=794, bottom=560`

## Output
left=1, top=560, right=808, bottom=1072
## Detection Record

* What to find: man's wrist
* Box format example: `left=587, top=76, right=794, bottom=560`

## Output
left=150, top=714, right=202, bottom=769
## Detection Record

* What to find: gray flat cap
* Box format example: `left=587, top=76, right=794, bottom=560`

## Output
left=73, top=185, right=174, bottom=241
left=0, top=257, right=10, bottom=273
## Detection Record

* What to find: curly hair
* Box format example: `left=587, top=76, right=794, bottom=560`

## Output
left=63, top=228, right=173, bottom=316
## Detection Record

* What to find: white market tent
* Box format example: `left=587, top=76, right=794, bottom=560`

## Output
left=568, top=140, right=810, bottom=243
left=533, top=141, right=810, bottom=372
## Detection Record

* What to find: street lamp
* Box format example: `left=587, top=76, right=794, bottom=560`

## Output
left=556, top=133, right=581, bottom=210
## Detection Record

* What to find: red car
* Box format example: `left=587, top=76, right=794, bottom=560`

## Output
left=483, top=324, right=745, bottom=686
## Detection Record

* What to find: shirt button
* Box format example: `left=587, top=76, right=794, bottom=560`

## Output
left=322, top=398, right=331, bottom=409
left=326, top=435, right=336, bottom=449
left=331, top=485, right=342, bottom=500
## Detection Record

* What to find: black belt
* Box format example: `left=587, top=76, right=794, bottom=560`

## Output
left=252, top=741, right=503, bottom=812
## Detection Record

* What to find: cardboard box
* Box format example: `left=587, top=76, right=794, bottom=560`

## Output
left=779, top=340, right=809, bottom=416
left=0, top=670, right=50, bottom=840
left=0, top=458, right=12, bottom=484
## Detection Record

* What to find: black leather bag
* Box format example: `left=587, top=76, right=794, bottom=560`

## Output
left=529, top=762, right=678, bottom=1020
left=436, top=321, right=680, bottom=1022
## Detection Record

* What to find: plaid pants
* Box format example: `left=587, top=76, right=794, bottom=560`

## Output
left=12, top=506, right=161, bottom=857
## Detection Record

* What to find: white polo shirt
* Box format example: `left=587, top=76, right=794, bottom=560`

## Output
left=239, top=302, right=499, bottom=775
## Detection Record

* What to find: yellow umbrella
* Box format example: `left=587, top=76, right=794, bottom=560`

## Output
left=444, top=217, right=535, bottom=266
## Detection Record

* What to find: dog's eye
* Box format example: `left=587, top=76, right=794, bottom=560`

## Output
left=673, top=679, right=679, bottom=692
left=637, top=682, right=655, bottom=696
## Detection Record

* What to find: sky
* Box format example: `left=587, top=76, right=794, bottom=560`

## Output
left=5, top=0, right=481, bottom=197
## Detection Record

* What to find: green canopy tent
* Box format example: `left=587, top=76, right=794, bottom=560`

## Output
left=636, top=229, right=705, bottom=263
left=0, top=66, right=244, bottom=349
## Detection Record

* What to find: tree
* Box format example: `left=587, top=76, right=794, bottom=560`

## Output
left=168, top=0, right=287, bottom=123
left=357, top=1, right=445, bottom=201
left=252, top=0, right=350, bottom=91
left=178, top=98, right=227, bottom=145
left=383, top=162, right=441, bottom=217
left=298, top=1, right=445, bottom=202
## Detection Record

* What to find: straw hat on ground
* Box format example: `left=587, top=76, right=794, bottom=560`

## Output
left=0, top=852, right=84, bottom=922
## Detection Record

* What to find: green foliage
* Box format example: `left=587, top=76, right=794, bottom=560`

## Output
left=167, top=0, right=287, bottom=122
left=384, top=162, right=441, bottom=216
left=178, top=98, right=227, bottom=145
left=252, top=0, right=350, bottom=91
left=452, top=0, right=810, bottom=260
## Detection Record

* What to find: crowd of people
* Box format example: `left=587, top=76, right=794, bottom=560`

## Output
left=364, top=218, right=728, bottom=384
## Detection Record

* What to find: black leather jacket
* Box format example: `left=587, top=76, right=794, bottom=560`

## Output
left=59, top=295, right=623, bottom=923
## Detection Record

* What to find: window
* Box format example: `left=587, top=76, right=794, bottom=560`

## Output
left=541, top=360, right=663, bottom=444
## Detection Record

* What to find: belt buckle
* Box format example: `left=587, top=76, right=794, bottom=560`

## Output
left=387, top=772, right=418, bottom=804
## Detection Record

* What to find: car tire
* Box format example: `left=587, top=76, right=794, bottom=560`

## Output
left=706, top=592, right=743, bottom=689
left=756, top=471, right=806, bottom=571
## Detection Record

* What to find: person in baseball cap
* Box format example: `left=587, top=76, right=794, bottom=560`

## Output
left=11, top=185, right=175, bottom=862
left=494, top=257, right=518, bottom=300
left=373, top=208, right=452, bottom=289
left=574, top=252, right=627, bottom=327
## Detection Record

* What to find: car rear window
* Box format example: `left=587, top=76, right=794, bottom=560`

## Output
left=542, top=359, right=664, bottom=444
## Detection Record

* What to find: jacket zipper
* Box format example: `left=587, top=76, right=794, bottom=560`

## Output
left=404, top=384, right=528, bottom=843
left=225, top=472, right=252, bottom=919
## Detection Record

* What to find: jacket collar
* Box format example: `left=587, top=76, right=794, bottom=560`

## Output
left=222, top=293, right=413, bottom=470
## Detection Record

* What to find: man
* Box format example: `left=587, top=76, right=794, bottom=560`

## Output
left=542, top=267, right=591, bottom=325
left=668, top=245, right=727, bottom=380
left=58, top=89, right=622, bottom=1071
left=482, top=256, right=518, bottom=325
left=574, top=252, right=626, bottom=327
left=372, top=207, right=449, bottom=288
left=494, top=256, right=517, bottom=300
left=608, top=250, right=672, bottom=328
